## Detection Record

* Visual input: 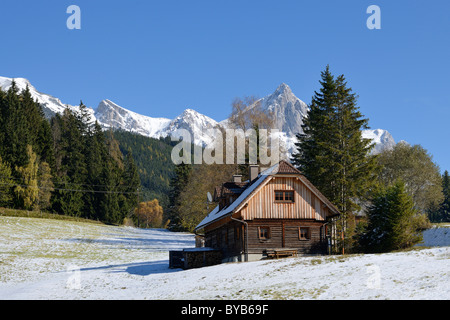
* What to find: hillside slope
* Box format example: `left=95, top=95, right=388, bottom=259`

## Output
left=0, top=216, right=448, bottom=300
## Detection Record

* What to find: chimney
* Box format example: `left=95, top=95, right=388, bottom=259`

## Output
left=249, top=165, right=259, bottom=182
left=232, top=175, right=242, bottom=183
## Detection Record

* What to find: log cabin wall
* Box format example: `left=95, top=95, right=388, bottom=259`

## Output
left=205, top=220, right=244, bottom=258
left=239, top=176, right=329, bottom=221
left=204, top=218, right=327, bottom=257
left=203, top=174, right=334, bottom=259
left=246, top=219, right=326, bottom=255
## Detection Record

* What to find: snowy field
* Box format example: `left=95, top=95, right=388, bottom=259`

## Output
left=0, top=216, right=449, bottom=300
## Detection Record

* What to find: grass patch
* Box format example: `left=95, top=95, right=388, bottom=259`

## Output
left=0, top=207, right=103, bottom=225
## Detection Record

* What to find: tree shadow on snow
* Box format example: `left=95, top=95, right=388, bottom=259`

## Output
left=63, top=236, right=195, bottom=252
left=75, top=260, right=184, bottom=276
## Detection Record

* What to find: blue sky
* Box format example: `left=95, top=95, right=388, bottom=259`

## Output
left=1, top=1, right=449, bottom=172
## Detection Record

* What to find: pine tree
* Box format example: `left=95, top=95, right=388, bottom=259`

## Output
left=0, top=88, right=6, bottom=157
left=3, top=81, right=29, bottom=168
left=100, top=130, right=126, bottom=224
left=359, top=181, right=423, bottom=252
left=167, top=162, right=192, bottom=230
left=84, top=121, right=109, bottom=220
left=291, top=65, right=378, bottom=253
left=51, top=109, right=87, bottom=217
left=122, top=149, right=140, bottom=218
left=35, top=117, right=55, bottom=169
left=75, top=100, right=92, bottom=135
left=292, top=66, right=337, bottom=196
left=20, top=85, right=42, bottom=146
left=440, top=170, right=450, bottom=222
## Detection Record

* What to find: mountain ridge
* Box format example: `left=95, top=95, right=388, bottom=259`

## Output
left=0, top=76, right=395, bottom=155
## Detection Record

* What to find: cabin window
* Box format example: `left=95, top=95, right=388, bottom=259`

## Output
left=258, top=227, right=270, bottom=240
left=274, top=190, right=294, bottom=203
left=275, top=191, right=284, bottom=201
left=299, top=227, right=310, bottom=240
left=284, top=191, right=294, bottom=202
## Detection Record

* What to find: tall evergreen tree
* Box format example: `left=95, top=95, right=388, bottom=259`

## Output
left=292, top=66, right=337, bottom=195
left=100, top=130, right=126, bottom=224
left=0, top=88, right=6, bottom=157
left=84, top=121, right=109, bottom=220
left=122, top=148, right=140, bottom=217
left=113, top=131, right=176, bottom=209
left=167, top=162, right=192, bottom=230
left=439, top=170, right=450, bottom=222
left=20, top=85, right=42, bottom=145
left=291, top=65, right=378, bottom=252
left=3, top=81, right=29, bottom=168
left=0, top=85, right=146, bottom=223
left=51, top=108, right=87, bottom=217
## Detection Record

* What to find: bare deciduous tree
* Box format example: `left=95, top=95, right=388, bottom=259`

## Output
left=228, top=96, right=274, bottom=131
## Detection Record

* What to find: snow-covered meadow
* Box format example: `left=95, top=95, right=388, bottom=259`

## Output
left=0, top=216, right=448, bottom=300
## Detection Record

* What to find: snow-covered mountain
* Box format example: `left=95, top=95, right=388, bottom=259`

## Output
left=95, top=99, right=171, bottom=138
left=0, top=76, right=81, bottom=118
left=362, top=129, right=396, bottom=154
left=221, top=83, right=395, bottom=155
left=0, top=76, right=395, bottom=155
left=157, top=108, right=219, bottom=146
left=257, top=83, right=309, bottom=137
left=95, top=101, right=219, bottom=146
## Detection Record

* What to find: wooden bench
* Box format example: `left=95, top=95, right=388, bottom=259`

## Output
left=266, top=248, right=298, bottom=259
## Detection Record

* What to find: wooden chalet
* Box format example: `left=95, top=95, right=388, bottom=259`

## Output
left=194, top=160, right=340, bottom=262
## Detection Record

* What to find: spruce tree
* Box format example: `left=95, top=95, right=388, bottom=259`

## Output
left=20, top=85, right=42, bottom=146
left=0, top=88, right=5, bottom=157
left=167, top=162, right=192, bottom=230
left=84, top=121, right=109, bottom=220
left=291, top=65, right=378, bottom=253
left=51, top=108, right=87, bottom=217
left=3, top=81, right=29, bottom=168
left=122, top=149, right=140, bottom=217
left=292, top=66, right=337, bottom=197
left=360, top=181, right=422, bottom=252
left=101, top=130, right=125, bottom=224
left=440, top=170, right=450, bottom=222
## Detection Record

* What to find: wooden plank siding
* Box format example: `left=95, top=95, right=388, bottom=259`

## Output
left=239, top=176, right=329, bottom=221
left=205, top=220, right=244, bottom=258
left=246, top=219, right=326, bottom=255
left=203, top=174, right=334, bottom=259
left=205, top=219, right=327, bottom=256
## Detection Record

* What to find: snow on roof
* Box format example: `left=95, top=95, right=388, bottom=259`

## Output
left=194, top=162, right=280, bottom=231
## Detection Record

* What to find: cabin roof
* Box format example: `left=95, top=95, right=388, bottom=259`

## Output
left=195, top=160, right=340, bottom=231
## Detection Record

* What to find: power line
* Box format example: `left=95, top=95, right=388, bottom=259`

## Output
left=0, top=182, right=139, bottom=195
left=0, top=174, right=135, bottom=189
